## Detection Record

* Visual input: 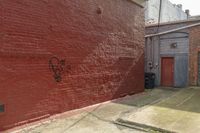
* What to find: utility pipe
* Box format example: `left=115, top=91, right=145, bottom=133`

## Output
left=145, top=22, right=200, bottom=38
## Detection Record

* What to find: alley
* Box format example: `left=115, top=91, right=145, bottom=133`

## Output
left=6, top=88, right=184, bottom=133
left=118, top=87, right=200, bottom=133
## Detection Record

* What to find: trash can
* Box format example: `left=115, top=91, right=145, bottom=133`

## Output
left=0, top=103, right=4, bottom=112
left=145, top=73, right=155, bottom=89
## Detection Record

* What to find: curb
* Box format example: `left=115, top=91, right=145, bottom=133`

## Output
left=116, top=118, right=177, bottom=133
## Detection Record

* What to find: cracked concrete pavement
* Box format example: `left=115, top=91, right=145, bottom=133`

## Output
left=6, top=88, right=184, bottom=133
left=118, top=87, right=200, bottom=133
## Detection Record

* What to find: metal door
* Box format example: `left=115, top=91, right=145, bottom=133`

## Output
left=161, top=57, right=174, bottom=87
left=198, top=53, right=200, bottom=86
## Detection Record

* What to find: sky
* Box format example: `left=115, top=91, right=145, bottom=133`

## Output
left=169, top=0, right=200, bottom=16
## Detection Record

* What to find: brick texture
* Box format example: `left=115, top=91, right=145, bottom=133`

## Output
left=0, top=0, right=145, bottom=130
left=189, top=25, right=200, bottom=85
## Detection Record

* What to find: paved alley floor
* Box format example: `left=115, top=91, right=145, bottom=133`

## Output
left=6, top=88, right=182, bottom=133
left=118, top=87, right=200, bottom=133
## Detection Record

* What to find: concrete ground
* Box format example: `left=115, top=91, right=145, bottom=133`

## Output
left=6, top=88, right=187, bottom=133
left=118, top=87, right=200, bottom=133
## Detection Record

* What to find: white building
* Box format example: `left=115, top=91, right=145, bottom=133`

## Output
left=145, top=0, right=188, bottom=24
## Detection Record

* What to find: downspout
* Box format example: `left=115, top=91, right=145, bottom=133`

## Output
left=151, top=0, right=162, bottom=72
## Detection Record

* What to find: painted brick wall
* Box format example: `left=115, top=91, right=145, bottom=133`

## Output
left=189, top=25, right=200, bottom=85
left=0, top=0, right=145, bottom=130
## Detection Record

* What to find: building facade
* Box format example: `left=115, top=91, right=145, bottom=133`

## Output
left=0, top=0, right=145, bottom=131
left=145, top=0, right=188, bottom=24
left=145, top=19, right=200, bottom=87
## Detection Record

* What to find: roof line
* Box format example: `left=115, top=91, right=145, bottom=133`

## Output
left=145, top=22, right=200, bottom=38
left=146, top=19, right=200, bottom=27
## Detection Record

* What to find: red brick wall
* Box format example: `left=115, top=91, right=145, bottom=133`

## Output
left=189, top=25, right=200, bottom=85
left=0, top=0, right=145, bottom=130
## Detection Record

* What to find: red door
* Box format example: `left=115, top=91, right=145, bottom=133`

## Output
left=161, top=57, right=174, bottom=87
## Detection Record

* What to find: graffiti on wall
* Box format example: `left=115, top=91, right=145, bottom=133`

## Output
left=49, top=57, right=71, bottom=82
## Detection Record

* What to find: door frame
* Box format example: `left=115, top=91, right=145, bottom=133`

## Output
left=161, top=57, right=174, bottom=87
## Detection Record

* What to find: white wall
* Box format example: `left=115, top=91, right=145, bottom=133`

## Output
left=145, top=0, right=187, bottom=24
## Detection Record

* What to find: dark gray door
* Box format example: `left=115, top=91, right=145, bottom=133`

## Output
left=198, top=53, right=200, bottom=85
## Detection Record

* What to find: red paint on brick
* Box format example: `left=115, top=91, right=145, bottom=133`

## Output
left=189, top=25, right=200, bottom=85
left=0, top=0, right=145, bottom=130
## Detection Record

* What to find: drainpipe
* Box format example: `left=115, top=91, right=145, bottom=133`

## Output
left=148, top=0, right=162, bottom=73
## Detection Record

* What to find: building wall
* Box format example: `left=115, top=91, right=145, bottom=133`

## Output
left=145, top=0, right=187, bottom=24
left=145, top=23, right=189, bottom=87
left=160, top=35, right=189, bottom=87
left=146, top=20, right=200, bottom=87
left=189, top=25, right=200, bottom=85
left=0, top=0, right=145, bottom=130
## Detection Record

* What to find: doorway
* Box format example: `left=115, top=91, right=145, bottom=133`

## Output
left=161, top=57, right=174, bottom=87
